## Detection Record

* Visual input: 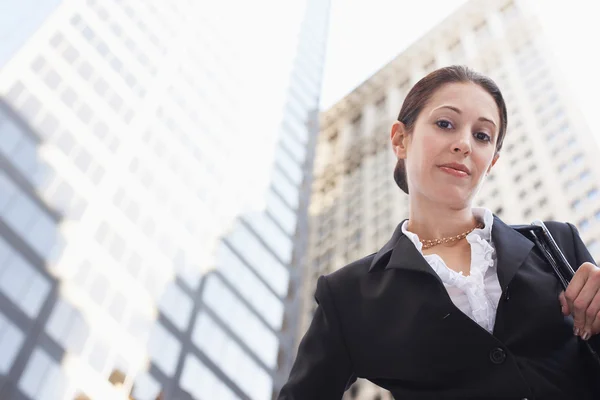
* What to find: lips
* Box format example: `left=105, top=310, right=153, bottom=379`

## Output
left=438, top=163, right=471, bottom=177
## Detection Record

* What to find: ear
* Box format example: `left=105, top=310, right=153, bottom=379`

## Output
left=486, top=153, right=500, bottom=175
left=391, top=121, right=410, bottom=160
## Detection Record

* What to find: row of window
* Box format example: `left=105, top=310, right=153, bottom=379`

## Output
left=571, top=188, right=599, bottom=211
left=0, top=111, right=51, bottom=189
left=86, top=0, right=168, bottom=58
left=45, top=31, right=136, bottom=123
left=0, top=171, right=62, bottom=260
left=72, top=9, right=156, bottom=82
left=94, top=221, right=170, bottom=299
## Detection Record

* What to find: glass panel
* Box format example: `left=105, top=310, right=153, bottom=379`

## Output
left=0, top=236, right=12, bottom=268
left=0, top=312, right=25, bottom=373
left=244, top=212, right=293, bottom=264
left=216, top=243, right=284, bottom=329
left=19, top=348, right=51, bottom=398
left=158, top=282, right=193, bottom=331
left=87, top=337, right=110, bottom=374
left=203, top=276, right=279, bottom=368
left=132, top=371, right=162, bottom=400
left=273, top=145, right=303, bottom=186
left=0, top=172, right=18, bottom=212
left=147, top=322, right=181, bottom=376
left=280, top=131, right=306, bottom=165
left=266, top=189, right=297, bottom=236
left=226, top=221, right=289, bottom=297
left=20, top=270, right=51, bottom=318
left=0, top=118, right=23, bottom=155
left=3, top=191, right=38, bottom=233
left=45, top=299, right=88, bottom=354
left=181, top=354, right=239, bottom=400
left=37, top=364, right=68, bottom=400
left=0, top=255, right=34, bottom=311
left=271, top=166, right=299, bottom=210
left=28, top=214, right=58, bottom=259
left=193, top=312, right=272, bottom=400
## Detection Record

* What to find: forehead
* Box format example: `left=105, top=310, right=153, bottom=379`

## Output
left=425, top=82, right=499, bottom=122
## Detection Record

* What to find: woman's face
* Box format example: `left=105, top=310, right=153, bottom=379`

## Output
left=391, top=82, right=501, bottom=208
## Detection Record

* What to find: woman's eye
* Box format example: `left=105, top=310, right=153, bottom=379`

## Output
left=475, top=132, right=491, bottom=142
left=436, top=120, right=452, bottom=129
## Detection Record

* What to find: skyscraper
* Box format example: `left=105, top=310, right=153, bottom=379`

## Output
left=0, top=0, right=329, bottom=399
left=302, top=0, right=600, bottom=398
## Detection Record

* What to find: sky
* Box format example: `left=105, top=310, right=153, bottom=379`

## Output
left=319, top=0, right=600, bottom=143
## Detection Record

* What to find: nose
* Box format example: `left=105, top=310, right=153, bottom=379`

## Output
left=451, top=129, right=472, bottom=155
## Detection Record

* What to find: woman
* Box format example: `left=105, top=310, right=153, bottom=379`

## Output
left=278, top=66, right=600, bottom=399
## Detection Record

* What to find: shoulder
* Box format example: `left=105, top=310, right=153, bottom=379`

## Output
left=536, top=220, right=580, bottom=248
left=319, top=252, right=377, bottom=295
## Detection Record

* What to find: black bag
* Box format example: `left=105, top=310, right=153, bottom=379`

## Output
left=512, top=220, right=600, bottom=389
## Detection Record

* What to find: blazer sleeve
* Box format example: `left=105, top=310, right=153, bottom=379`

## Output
left=277, top=275, right=355, bottom=400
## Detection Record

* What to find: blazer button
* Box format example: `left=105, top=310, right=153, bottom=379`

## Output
left=489, top=347, right=506, bottom=364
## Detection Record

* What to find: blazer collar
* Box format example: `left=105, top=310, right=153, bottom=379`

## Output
left=490, top=215, right=534, bottom=290
left=369, top=215, right=534, bottom=290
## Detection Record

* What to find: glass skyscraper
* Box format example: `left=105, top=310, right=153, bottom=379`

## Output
left=0, top=1, right=330, bottom=399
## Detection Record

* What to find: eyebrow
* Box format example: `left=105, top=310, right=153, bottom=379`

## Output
left=432, top=105, right=497, bottom=128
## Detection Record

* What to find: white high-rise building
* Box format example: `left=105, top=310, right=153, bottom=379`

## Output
left=301, top=1, right=600, bottom=398
left=0, top=1, right=329, bottom=399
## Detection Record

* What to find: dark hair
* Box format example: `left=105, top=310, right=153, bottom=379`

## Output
left=393, top=65, right=508, bottom=194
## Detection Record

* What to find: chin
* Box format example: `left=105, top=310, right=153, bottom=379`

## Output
left=430, top=186, right=473, bottom=208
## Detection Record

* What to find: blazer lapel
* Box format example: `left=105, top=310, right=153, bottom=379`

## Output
left=371, top=215, right=535, bottom=292
left=369, top=220, right=442, bottom=284
left=491, top=215, right=535, bottom=291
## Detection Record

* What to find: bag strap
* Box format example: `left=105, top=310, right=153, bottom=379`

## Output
left=511, top=220, right=574, bottom=290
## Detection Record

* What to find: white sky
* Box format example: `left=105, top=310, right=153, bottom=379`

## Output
left=320, top=0, right=600, bottom=141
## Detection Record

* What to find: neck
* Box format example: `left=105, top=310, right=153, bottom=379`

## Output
left=407, top=195, right=477, bottom=240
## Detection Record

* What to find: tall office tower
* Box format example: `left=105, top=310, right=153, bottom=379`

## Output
left=301, top=0, right=600, bottom=398
left=0, top=0, right=329, bottom=399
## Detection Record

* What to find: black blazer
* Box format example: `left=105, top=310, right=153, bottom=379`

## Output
left=278, top=216, right=600, bottom=399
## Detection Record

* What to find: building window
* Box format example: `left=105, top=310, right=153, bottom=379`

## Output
left=587, top=240, right=600, bottom=257
left=19, top=347, right=67, bottom=399
left=474, top=20, right=490, bottom=39
left=375, top=95, right=387, bottom=117
left=580, top=170, right=591, bottom=182
left=572, top=153, right=584, bottom=166
left=45, top=299, right=88, bottom=353
left=147, top=322, right=181, bottom=376
left=351, top=114, right=363, bottom=137
left=449, top=39, right=463, bottom=60
left=423, top=59, right=436, bottom=72
left=0, top=313, right=25, bottom=374
left=579, top=219, right=591, bottom=232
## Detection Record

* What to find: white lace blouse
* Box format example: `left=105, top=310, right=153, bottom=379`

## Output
left=401, top=208, right=502, bottom=333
